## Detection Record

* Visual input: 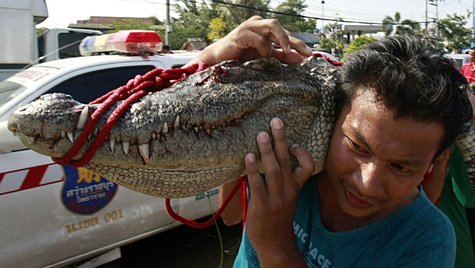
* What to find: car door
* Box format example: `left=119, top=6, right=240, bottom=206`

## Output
left=0, top=63, right=193, bottom=267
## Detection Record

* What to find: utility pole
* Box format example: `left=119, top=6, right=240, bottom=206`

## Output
left=321, top=0, right=325, bottom=32
left=425, top=0, right=438, bottom=38
left=473, top=0, right=475, bottom=47
left=165, top=0, right=171, bottom=47
left=425, top=0, right=428, bottom=36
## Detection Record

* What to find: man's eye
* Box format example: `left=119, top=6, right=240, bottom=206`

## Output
left=391, top=163, right=410, bottom=173
left=346, top=137, right=362, bottom=151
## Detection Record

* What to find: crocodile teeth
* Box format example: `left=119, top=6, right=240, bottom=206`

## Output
left=138, top=144, right=150, bottom=164
left=25, top=135, right=36, bottom=145
left=109, top=138, right=115, bottom=152
left=174, top=115, right=180, bottom=129
left=60, top=131, right=65, bottom=138
left=194, top=127, right=199, bottom=133
left=76, top=106, right=89, bottom=130
left=122, top=142, right=129, bottom=155
left=67, top=132, right=74, bottom=142
left=162, top=122, right=168, bottom=133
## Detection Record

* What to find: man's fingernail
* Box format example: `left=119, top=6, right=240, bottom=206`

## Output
left=245, top=153, right=256, bottom=163
left=305, top=45, right=313, bottom=54
left=271, top=118, right=283, bottom=129
left=257, top=132, right=269, bottom=143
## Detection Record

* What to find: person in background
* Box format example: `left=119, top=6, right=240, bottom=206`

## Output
left=181, top=41, right=195, bottom=52
left=422, top=143, right=475, bottom=268
left=161, top=45, right=173, bottom=54
left=461, top=47, right=475, bottom=82
left=190, top=16, right=473, bottom=267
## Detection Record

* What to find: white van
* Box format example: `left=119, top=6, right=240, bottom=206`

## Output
left=0, top=32, right=220, bottom=267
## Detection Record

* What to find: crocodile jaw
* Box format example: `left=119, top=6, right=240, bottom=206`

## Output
left=8, top=57, right=338, bottom=197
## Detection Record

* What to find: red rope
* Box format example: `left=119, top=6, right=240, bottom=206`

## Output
left=310, top=52, right=343, bottom=66
left=51, top=60, right=247, bottom=229
left=165, top=176, right=246, bottom=229
left=52, top=62, right=208, bottom=166
left=52, top=54, right=337, bottom=229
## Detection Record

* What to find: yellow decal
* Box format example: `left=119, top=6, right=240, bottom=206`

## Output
left=77, top=167, right=102, bottom=183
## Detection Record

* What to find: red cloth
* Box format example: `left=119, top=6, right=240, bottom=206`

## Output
left=461, top=62, right=475, bottom=82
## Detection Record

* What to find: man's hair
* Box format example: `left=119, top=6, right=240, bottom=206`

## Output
left=337, top=36, right=472, bottom=154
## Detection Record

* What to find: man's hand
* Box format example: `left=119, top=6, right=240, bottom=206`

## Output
left=189, top=16, right=313, bottom=66
left=245, top=118, right=315, bottom=267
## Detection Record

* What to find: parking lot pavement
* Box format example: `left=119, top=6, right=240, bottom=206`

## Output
left=101, top=219, right=243, bottom=268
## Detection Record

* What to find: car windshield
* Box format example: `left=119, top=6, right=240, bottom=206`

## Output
left=0, top=80, right=26, bottom=109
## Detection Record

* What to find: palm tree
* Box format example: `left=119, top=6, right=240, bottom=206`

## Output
left=382, top=12, right=421, bottom=36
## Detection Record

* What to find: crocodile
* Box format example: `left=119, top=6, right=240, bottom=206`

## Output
left=7, top=57, right=338, bottom=198
left=7, top=56, right=475, bottom=198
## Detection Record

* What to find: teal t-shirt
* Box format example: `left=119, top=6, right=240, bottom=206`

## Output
left=234, top=176, right=456, bottom=268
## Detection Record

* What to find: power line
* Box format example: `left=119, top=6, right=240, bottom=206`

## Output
left=180, top=0, right=434, bottom=25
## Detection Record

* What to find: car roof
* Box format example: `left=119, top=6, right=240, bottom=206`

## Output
left=445, top=53, right=470, bottom=59
left=6, top=53, right=198, bottom=89
left=0, top=53, right=198, bottom=121
left=36, top=52, right=198, bottom=70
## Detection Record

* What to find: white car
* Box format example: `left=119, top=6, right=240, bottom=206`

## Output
left=0, top=33, right=221, bottom=267
left=444, top=53, right=471, bottom=71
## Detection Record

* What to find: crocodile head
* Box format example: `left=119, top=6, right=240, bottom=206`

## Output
left=8, top=56, right=339, bottom=197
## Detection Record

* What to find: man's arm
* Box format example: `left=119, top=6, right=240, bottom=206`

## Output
left=190, top=17, right=314, bottom=266
left=219, top=179, right=243, bottom=226
left=244, top=118, right=314, bottom=267
left=187, top=16, right=312, bottom=67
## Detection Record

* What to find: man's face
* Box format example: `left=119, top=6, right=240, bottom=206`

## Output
left=469, top=49, right=475, bottom=63
left=322, top=88, right=444, bottom=219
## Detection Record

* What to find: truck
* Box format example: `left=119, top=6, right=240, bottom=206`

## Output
left=0, top=29, right=222, bottom=267
left=0, top=0, right=102, bottom=81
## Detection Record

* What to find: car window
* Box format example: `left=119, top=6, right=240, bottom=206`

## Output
left=47, top=65, right=156, bottom=103
left=0, top=81, right=26, bottom=108
left=453, top=59, right=463, bottom=70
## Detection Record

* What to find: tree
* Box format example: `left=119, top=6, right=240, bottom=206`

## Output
left=382, top=12, right=421, bottom=36
left=226, top=0, right=270, bottom=28
left=343, top=35, right=377, bottom=59
left=172, top=0, right=216, bottom=49
left=437, top=13, right=473, bottom=50
left=172, top=0, right=239, bottom=49
left=273, top=0, right=314, bottom=32
left=208, top=18, right=228, bottom=41
left=106, top=17, right=159, bottom=33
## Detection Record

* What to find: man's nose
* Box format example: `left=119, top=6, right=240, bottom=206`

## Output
left=358, top=162, right=385, bottom=195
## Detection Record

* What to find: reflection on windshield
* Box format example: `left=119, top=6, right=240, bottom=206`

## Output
left=0, top=80, right=25, bottom=108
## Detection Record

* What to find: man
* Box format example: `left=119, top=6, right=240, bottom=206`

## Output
left=161, top=45, right=173, bottom=54
left=461, top=47, right=475, bottom=82
left=189, top=17, right=473, bottom=267
left=423, top=81, right=475, bottom=268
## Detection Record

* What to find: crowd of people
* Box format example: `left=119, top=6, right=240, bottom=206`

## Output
left=186, top=16, right=475, bottom=267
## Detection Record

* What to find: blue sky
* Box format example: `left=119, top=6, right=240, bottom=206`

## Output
left=38, top=0, right=474, bottom=29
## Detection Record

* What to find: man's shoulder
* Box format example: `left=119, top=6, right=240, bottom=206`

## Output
left=401, top=192, right=455, bottom=237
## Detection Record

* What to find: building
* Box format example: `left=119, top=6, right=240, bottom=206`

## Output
left=68, top=16, right=156, bottom=32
